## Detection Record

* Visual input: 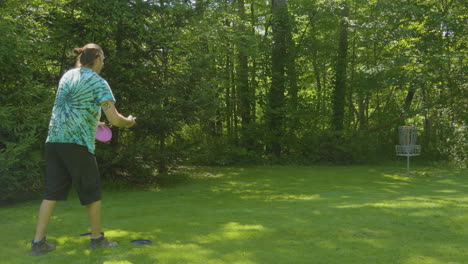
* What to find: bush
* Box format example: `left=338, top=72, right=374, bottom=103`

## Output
left=284, top=129, right=395, bottom=166
left=0, top=94, right=52, bottom=203
left=0, top=17, right=53, bottom=203
left=188, top=138, right=263, bottom=166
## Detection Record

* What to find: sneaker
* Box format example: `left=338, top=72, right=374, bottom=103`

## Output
left=89, top=235, right=118, bottom=250
left=30, top=237, right=56, bottom=256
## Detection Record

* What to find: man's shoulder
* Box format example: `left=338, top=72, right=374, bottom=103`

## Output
left=80, top=68, right=107, bottom=83
left=60, top=68, right=81, bottom=81
left=64, top=67, right=81, bottom=75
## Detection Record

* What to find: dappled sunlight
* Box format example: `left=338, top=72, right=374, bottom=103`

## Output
left=193, top=222, right=267, bottom=244
left=104, top=229, right=159, bottom=242
left=336, top=200, right=441, bottom=209
left=192, top=171, right=231, bottom=179
left=183, top=166, right=245, bottom=180
left=50, top=215, right=65, bottom=222
left=316, top=239, right=338, bottom=249
left=65, top=249, right=78, bottom=255
left=451, top=196, right=468, bottom=204
left=408, top=210, right=445, bottom=218
left=371, top=200, right=442, bottom=209
left=211, top=178, right=324, bottom=202
left=381, top=173, right=415, bottom=182
left=349, top=237, right=388, bottom=249
left=373, top=180, right=410, bottom=187
left=398, top=196, right=465, bottom=207
left=56, top=235, right=78, bottom=244
left=434, top=189, right=458, bottom=193
left=403, top=255, right=449, bottom=264
left=236, top=192, right=322, bottom=201
left=223, top=222, right=266, bottom=231
left=150, top=242, right=259, bottom=264
left=105, top=229, right=135, bottom=238
left=160, top=242, right=204, bottom=250
left=435, top=179, right=468, bottom=187
left=211, top=180, right=274, bottom=199
left=264, top=193, right=321, bottom=202
left=146, top=186, right=161, bottom=192
left=334, top=195, right=465, bottom=209
left=154, top=242, right=216, bottom=263
left=39, top=234, right=92, bottom=256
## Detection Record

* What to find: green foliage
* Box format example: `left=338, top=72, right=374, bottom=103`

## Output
left=1, top=0, right=466, bottom=202
left=188, top=137, right=263, bottom=166
left=0, top=80, right=52, bottom=202
left=0, top=4, right=55, bottom=202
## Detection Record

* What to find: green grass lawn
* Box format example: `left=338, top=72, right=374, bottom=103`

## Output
left=1, top=166, right=467, bottom=264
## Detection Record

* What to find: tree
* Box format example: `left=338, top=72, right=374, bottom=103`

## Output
left=236, top=0, right=253, bottom=147
left=331, top=1, right=349, bottom=132
left=267, top=0, right=289, bottom=158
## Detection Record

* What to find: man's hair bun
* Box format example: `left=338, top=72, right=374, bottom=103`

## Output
left=73, top=43, right=103, bottom=67
left=73, top=48, right=83, bottom=56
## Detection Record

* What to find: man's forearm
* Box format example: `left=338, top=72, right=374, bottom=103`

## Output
left=102, top=101, right=133, bottom=128
left=113, top=114, right=133, bottom=128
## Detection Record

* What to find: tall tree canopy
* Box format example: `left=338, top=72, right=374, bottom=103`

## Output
left=1, top=0, right=466, bottom=201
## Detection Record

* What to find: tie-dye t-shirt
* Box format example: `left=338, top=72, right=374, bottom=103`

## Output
left=46, top=67, right=115, bottom=154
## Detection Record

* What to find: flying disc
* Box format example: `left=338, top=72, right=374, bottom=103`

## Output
left=96, top=125, right=112, bottom=142
left=130, top=239, right=152, bottom=245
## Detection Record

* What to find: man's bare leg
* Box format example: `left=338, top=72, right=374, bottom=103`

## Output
left=86, top=200, right=118, bottom=249
left=34, top=200, right=57, bottom=241
left=86, top=200, right=102, bottom=238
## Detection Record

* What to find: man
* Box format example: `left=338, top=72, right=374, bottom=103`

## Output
left=30, top=43, right=136, bottom=256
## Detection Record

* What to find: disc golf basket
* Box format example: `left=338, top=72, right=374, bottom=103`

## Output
left=395, top=126, right=421, bottom=175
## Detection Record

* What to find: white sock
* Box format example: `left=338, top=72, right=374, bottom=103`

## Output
left=33, top=237, right=44, bottom=243
left=91, top=234, right=103, bottom=240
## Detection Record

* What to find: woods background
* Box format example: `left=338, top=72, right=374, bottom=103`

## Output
left=0, top=0, right=466, bottom=202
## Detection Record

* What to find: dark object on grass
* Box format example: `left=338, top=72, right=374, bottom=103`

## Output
left=130, top=239, right=152, bottom=245
left=80, top=232, right=104, bottom=237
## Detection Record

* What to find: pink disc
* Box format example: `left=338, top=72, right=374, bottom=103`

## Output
left=95, top=125, right=112, bottom=142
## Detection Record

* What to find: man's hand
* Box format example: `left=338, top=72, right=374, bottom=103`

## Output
left=125, top=115, right=136, bottom=128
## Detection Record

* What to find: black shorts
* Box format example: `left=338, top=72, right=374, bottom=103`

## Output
left=44, top=143, right=102, bottom=205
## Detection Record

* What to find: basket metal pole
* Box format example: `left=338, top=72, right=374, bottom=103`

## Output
left=407, top=156, right=410, bottom=175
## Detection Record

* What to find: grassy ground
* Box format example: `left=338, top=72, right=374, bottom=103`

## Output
left=0, top=165, right=467, bottom=264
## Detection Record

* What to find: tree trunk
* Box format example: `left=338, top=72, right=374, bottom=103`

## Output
left=309, top=16, right=322, bottom=117
left=250, top=2, right=258, bottom=124
left=331, top=3, right=349, bottom=132
left=226, top=51, right=233, bottom=140
left=286, top=15, right=299, bottom=131
left=267, top=0, right=288, bottom=157
left=236, top=0, right=252, bottom=147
